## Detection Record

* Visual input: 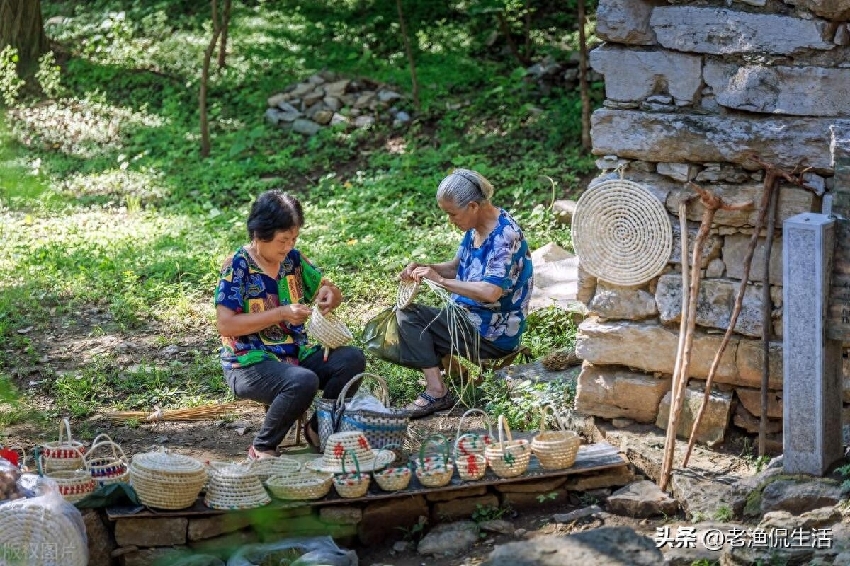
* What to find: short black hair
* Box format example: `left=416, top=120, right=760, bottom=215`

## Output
left=246, top=190, right=304, bottom=242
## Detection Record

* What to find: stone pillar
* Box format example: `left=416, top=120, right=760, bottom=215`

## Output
left=782, top=213, right=843, bottom=475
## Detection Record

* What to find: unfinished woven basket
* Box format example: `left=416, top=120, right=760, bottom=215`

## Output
left=265, top=470, right=334, bottom=500
left=396, top=279, right=420, bottom=310
left=0, top=496, right=88, bottom=566
left=453, top=433, right=488, bottom=481
left=129, top=449, right=207, bottom=510
left=485, top=415, right=531, bottom=479
left=83, top=433, right=130, bottom=486
left=454, top=408, right=494, bottom=457
left=307, top=305, right=353, bottom=349
left=204, top=461, right=271, bottom=510
left=41, top=418, right=86, bottom=472
left=531, top=405, right=581, bottom=470
left=573, top=178, right=672, bottom=286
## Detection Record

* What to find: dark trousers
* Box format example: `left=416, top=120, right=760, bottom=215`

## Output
left=223, top=346, right=366, bottom=452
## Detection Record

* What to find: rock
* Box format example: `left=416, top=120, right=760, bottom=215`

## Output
left=267, top=93, right=287, bottom=107
left=292, top=119, right=322, bottom=136
left=758, top=506, right=842, bottom=532
left=836, top=23, right=850, bottom=46
left=529, top=244, right=580, bottom=311
left=656, top=384, right=733, bottom=446
left=552, top=505, right=602, bottom=523
left=277, top=101, right=300, bottom=114
left=483, top=526, right=663, bottom=566
left=668, top=223, right=723, bottom=268
left=354, top=115, right=375, bottom=128
left=552, top=200, right=577, bottom=225
left=589, top=282, right=658, bottom=321
left=319, top=506, right=363, bottom=526
left=303, top=89, right=324, bottom=107
left=705, top=259, right=725, bottom=278
left=417, top=521, right=479, bottom=557
left=83, top=510, right=115, bottom=566
left=669, top=472, right=747, bottom=521
left=590, top=45, right=702, bottom=104
left=607, top=480, right=679, bottom=518
left=650, top=6, right=833, bottom=55
left=188, top=514, right=252, bottom=541
left=358, top=496, right=428, bottom=546
left=313, top=110, right=333, bottom=125
left=760, top=478, right=846, bottom=515
left=722, top=542, right=815, bottom=565
left=724, top=234, right=783, bottom=283
left=575, top=363, right=671, bottom=423
left=694, top=163, right=751, bottom=184
left=323, top=79, right=349, bottom=98
left=393, top=540, right=412, bottom=552
left=588, top=170, right=673, bottom=205
left=612, top=418, right=634, bottom=428
left=784, top=0, right=850, bottom=20
left=596, top=0, right=658, bottom=45
left=330, top=113, right=349, bottom=128
left=656, top=162, right=693, bottom=182
left=659, top=521, right=740, bottom=565
left=668, top=186, right=813, bottom=230
left=264, top=108, right=282, bottom=125
left=478, top=519, right=515, bottom=535
left=431, top=494, right=499, bottom=521
left=395, top=110, right=411, bottom=122
left=563, top=466, right=635, bottom=491
left=378, top=90, right=402, bottom=102
left=732, top=403, right=782, bottom=434
left=115, top=517, right=188, bottom=547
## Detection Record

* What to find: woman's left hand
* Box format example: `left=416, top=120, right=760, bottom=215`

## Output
left=410, top=265, right=444, bottom=286
left=315, top=282, right=342, bottom=314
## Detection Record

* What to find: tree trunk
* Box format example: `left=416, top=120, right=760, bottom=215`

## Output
left=496, top=12, right=531, bottom=67
left=217, top=0, right=232, bottom=69
left=0, top=0, right=49, bottom=70
left=396, top=0, right=420, bottom=111
left=577, top=0, right=592, bottom=150
left=200, top=0, right=222, bottom=157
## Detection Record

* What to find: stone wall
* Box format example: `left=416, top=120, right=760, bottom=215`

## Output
left=574, top=0, right=850, bottom=449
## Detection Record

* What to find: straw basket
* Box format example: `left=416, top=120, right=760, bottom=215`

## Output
left=129, top=449, right=207, bottom=510
left=308, top=431, right=396, bottom=473
left=307, top=305, right=353, bottom=360
left=204, top=461, right=271, bottom=510
left=572, top=178, right=673, bottom=286
left=372, top=443, right=411, bottom=492
left=396, top=280, right=419, bottom=310
left=45, top=469, right=96, bottom=503
left=84, top=434, right=130, bottom=486
left=0, top=497, right=88, bottom=566
left=454, top=408, right=494, bottom=458
left=41, top=418, right=86, bottom=472
left=333, top=450, right=371, bottom=498
left=250, top=456, right=301, bottom=483
left=485, top=415, right=531, bottom=479
left=415, top=434, right=454, bottom=488
left=453, top=434, right=487, bottom=481
left=265, top=470, right=334, bottom=500
left=531, top=405, right=581, bottom=470
left=316, top=373, right=409, bottom=451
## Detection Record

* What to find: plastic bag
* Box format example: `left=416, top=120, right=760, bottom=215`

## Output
left=227, top=536, right=358, bottom=566
left=362, top=306, right=402, bottom=363
left=0, top=456, right=27, bottom=503
left=345, top=391, right=391, bottom=414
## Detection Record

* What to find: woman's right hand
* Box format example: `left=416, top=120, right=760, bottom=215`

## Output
left=279, top=304, right=312, bottom=325
left=400, top=262, right=422, bottom=281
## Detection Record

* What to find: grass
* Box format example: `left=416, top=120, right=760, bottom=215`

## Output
left=0, top=0, right=598, bottom=427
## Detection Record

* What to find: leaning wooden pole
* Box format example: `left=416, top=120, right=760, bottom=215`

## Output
left=759, top=183, right=779, bottom=456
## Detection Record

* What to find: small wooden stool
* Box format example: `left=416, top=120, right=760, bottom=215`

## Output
left=440, top=345, right=532, bottom=383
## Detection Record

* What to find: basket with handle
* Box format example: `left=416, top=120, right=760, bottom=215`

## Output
left=485, top=415, right=531, bottom=479
left=453, top=433, right=488, bottom=481
left=372, top=443, right=411, bottom=492
left=41, top=418, right=86, bottom=472
left=333, top=449, right=370, bottom=498
left=531, top=405, right=581, bottom=470
left=265, top=470, right=334, bottom=500
left=316, top=372, right=409, bottom=452
left=129, top=448, right=207, bottom=510
left=454, top=408, right=494, bottom=458
left=41, top=468, right=96, bottom=503
left=415, top=434, right=454, bottom=488
left=83, top=433, right=130, bottom=486
left=396, top=279, right=420, bottom=310
left=204, top=460, right=271, bottom=510
left=306, top=305, right=353, bottom=361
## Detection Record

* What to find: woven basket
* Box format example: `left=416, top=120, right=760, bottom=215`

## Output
left=454, top=408, right=494, bottom=457
left=396, top=279, right=419, bottom=310
left=316, top=372, right=409, bottom=451
left=0, top=495, right=88, bottom=566
left=531, top=405, right=581, bottom=470
left=250, top=456, right=301, bottom=483
left=333, top=450, right=371, bottom=498
left=453, top=434, right=488, bottom=481
left=307, top=305, right=353, bottom=350
left=415, top=434, right=454, bottom=488
left=485, top=416, right=531, bottom=479
left=572, top=178, right=673, bottom=286
left=41, top=418, right=86, bottom=472
left=204, top=461, right=271, bottom=510
left=372, top=443, right=412, bottom=492
left=84, top=434, right=130, bottom=486
left=265, top=470, right=334, bottom=500
left=45, top=469, right=96, bottom=503
left=129, top=449, right=207, bottom=510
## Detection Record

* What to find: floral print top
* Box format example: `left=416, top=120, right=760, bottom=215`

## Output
left=453, top=209, right=533, bottom=351
left=215, top=247, right=323, bottom=369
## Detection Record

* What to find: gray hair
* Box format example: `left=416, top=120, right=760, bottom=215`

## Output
left=436, top=168, right=494, bottom=207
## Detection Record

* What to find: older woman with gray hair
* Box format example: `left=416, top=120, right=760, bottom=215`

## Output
left=395, top=168, right=534, bottom=418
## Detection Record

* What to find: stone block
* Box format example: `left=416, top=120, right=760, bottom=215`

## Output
left=189, top=530, right=258, bottom=559
left=319, top=506, right=363, bottom=526
left=358, top=495, right=429, bottom=546
left=500, top=489, right=570, bottom=508
left=732, top=403, right=783, bottom=434
left=590, top=45, right=701, bottom=104
left=656, top=162, right=693, bottom=182
left=115, top=517, right=187, bottom=547
left=425, top=486, right=488, bottom=502
left=564, top=466, right=634, bottom=491
left=596, top=0, right=659, bottom=45
left=120, top=547, right=187, bottom=566
left=736, top=387, right=783, bottom=419
left=669, top=222, right=722, bottom=268
left=493, top=477, right=566, bottom=493
left=607, top=480, right=678, bottom=518
left=432, top=494, right=500, bottom=522
left=650, top=6, right=833, bottom=55
left=588, top=281, right=658, bottom=321
left=705, top=258, right=725, bottom=278
left=668, top=186, right=813, bottom=229
left=589, top=170, right=674, bottom=204
left=552, top=200, right=577, bottom=225
left=655, top=275, right=767, bottom=338
left=575, top=363, right=671, bottom=423
left=656, top=384, right=733, bottom=446
left=724, top=234, right=784, bottom=283
left=188, top=514, right=253, bottom=542
left=591, top=109, right=850, bottom=171
left=736, top=339, right=783, bottom=389
left=783, top=0, right=850, bottom=20
left=83, top=510, right=115, bottom=566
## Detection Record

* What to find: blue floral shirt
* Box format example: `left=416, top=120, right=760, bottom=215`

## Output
left=453, top=209, right=533, bottom=351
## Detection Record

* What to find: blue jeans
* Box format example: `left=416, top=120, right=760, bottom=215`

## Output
left=223, top=346, right=366, bottom=452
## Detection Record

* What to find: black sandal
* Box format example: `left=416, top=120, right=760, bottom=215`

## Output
left=406, top=391, right=455, bottom=419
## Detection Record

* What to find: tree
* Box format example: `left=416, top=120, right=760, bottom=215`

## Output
left=396, top=0, right=420, bottom=111
left=577, top=0, right=591, bottom=150
left=0, top=0, right=49, bottom=70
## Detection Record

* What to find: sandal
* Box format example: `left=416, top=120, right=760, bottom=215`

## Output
left=406, top=391, right=455, bottom=420
left=303, top=423, right=321, bottom=454
left=247, top=445, right=276, bottom=460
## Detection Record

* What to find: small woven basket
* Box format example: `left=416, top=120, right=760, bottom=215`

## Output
left=265, top=470, right=334, bottom=500
left=129, top=448, right=207, bottom=510
left=454, top=408, right=494, bottom=457
left=45, top=469, right=96, bottom=503
left=396, top=279, right=419, bottom=310
left=453, top=433, right=488, bottom=481
left=485, top=415, right=531, bottom=479
left=0, top=495, right=88, bottom=566
left=84, top=433, right=130, bottom=486
left=531, top=405, right=581, bottom=470
left=372, top=443, right=411, bottom=492
left=307, top=305, right=353, bottom=358
left=250, top=456, right=301, bottom=483
left=333, top=450, right=370, bottom=498
left=415, top=434, right=454, bottom=488
left=41, top=418, right=86, bottom=472
left=204, top=460, right=271, bottom=510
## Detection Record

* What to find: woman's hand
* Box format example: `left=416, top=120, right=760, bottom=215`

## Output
left=410, top=265, right=444, bottom=285
left=399, top=262, right=422, bottom=282
left=315, top=283, right=342, bottom=315
left=279, top=304, right=312, bottom=325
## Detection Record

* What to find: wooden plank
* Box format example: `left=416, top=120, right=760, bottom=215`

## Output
left=107, top=442, right=626, bottom=520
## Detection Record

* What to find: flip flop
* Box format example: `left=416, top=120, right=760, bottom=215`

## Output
left=406, top=391, right=455, bottom=419
left=248, top=445, right=276, bottom=460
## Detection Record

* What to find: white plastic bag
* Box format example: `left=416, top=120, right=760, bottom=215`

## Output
left=227, top=536, right=357, bottom=566
left=345, top=391, right=390, bottom=414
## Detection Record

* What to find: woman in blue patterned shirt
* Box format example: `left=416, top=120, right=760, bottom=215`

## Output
left=396, top=168, right=533, bottom=418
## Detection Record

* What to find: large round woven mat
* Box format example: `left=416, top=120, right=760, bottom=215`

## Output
left=573, top=179, right=672, bottom=286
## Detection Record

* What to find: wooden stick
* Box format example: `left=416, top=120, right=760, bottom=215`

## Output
left=681, top=173, right=778, bottom=467
left=759, top=180, right=779, bottom=456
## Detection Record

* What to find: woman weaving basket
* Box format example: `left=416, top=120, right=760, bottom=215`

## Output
left=396, top=168, right=533, bottom=418
left=215, top=190, right=366, bottom=459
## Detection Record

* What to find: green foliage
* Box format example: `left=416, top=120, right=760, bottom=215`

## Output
left=35, top=52, right=62, bottom=98
left=0, top=47, right=25, bottom=107
left=481, top=375, right=576, bottom=431
left=712, top=505, right=733, bottom=522
left=471, top=503, right=511, bottom=523
left=536, top=491, right=558, bottom=503
left=522, top=306, right=578, bottom=359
